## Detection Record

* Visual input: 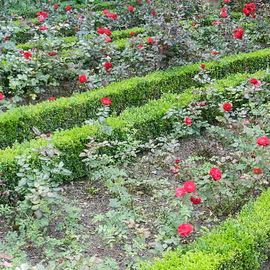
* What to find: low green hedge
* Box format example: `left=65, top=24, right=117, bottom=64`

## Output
left=141, top=187, right=270, bottom=270
left=0, top=70, right=267, bottom=195
left=16, top=26, right=146, bottom=51
left=111, top=27, right=146, bottom=40
left=91, top=1, right=116, bottom=11
left=6, top=1, right=115, bottom=18
left=0, top=48, right=270, bottom=149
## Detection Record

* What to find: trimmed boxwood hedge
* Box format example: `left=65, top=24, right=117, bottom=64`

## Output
left=0, top=48, right=270, bottom=149
left=7, top=1, right=116, bottom=18
left=0, top=70, right=267, bottom=194
left=140, top=187, right=270, bottom=270
left=16, top=26, right=146, bottom=51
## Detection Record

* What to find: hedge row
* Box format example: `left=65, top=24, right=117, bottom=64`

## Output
left=0, top=48, right=270, bottom=149
left=141, top=187, right=270, bottom=270
left=16, top=26, right=146, bottom=51
left=7, top=1, right=116, bottom=18
left=0, top=70, right=267, bottom=194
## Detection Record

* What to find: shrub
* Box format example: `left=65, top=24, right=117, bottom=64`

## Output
left=0, top=70, right=267, bottom=198
left=0, top=49, right=269, bottom=149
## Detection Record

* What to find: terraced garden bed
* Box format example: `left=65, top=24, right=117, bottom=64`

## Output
left=0, top=0, right=270, bottom=269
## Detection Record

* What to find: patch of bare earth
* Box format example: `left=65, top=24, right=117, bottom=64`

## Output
left=60, top=136, right=226, bottom=267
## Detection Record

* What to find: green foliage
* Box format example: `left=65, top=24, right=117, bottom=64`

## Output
left=16, top=26, right=145, bottom=51
left=0, top=69, right=264, bottom=202
left=0, top=49, right=269, bottom=149
left=1, top=1, right=114, bottom=17
left=111, top=27, right=145, bottom=40
left=0, top=70, right=268, bottom=198
left=141, top=187, right=270, bottom=270
left=79, top=81, right=270, bottom=268
left=0, top=145, right=85, bottom=269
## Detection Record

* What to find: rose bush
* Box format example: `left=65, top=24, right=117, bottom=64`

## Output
left=0, top=0, right=269, bottom=110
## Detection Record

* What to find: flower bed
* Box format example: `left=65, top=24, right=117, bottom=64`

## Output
left=0, top=69, right=268, bottom=193
left=141, top=188, right=270, bottom=270
left=1, top=1, right=270, bottom=269
left=0, top=49, right=269, bottom=149
left=1, top=66, right=270, bottom=268
left=1, top=0, right=270, bottom=112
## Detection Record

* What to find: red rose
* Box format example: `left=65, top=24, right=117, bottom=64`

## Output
left=37, top=11, right=48, bottom=19
left=224, top=0, right=231, bottom=3
left=200, top=63, right=206, bottom=69
left=211, top=50, right=220, bottom=56
left=257, top=136, right=270, bottom=147
left=129, top=31, right=135, bottom=36
left=97, top=28, right=104, bottom=34
left=175, top=159, right=181, bottom=164
left=147, top=37, right=154, bottom=44
left=183, top=181, right=196, bottom=193
left=39, top=25, right=48, bottom=31
left=53, top=4, right=59, bottom=10
left=103, top=61, right=113, bottom=72
left=65, top=5, right=72, bottom=11
left=233, top=28, right=244, bottom=39
left=78, top=74, right=87, bottom=83
left=220, top=7, right=228, bottom=18
left=190, top=196, right=202, bottom=205
left=107, top=12, right=118, bottom=20
left=103, top=29, right=112, bottom=36
left=100, top=97, right=112, bottom=106
left=253, top=168, right=263, bottom=175
left=243, top=7, right=250, bottom=16
left=249, top=78, right=261, bottom=87
left=137, top=44, right=144, bottom=50
left=48, top=96, right=56, bottom=101
left=48, top=51, right=57, bottom=56
left=97, top=27, right=112, bottom=36
left=128, top=5, right=135, bottom=12
left=22, top=51, right=32, bottom=59
left=246, top=2, right=256, bottom=12
left=103, top=9, right=110, bottom=15
left=178, top=223, right=193, bottom=237
left=176, top=187, right=187, bottom=198
left=37, top=11, right=48, bottom=23
left=222, top=102, right=233, bottom=112
left=243, top=2, right=256, bottom=16
left=0, top=92, right=5, bottom=101
left=209, top=167, right=222, bottom=181
left=38, top=16, right=45, bottom=23
left=184, top=117, right=192, bottom=126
